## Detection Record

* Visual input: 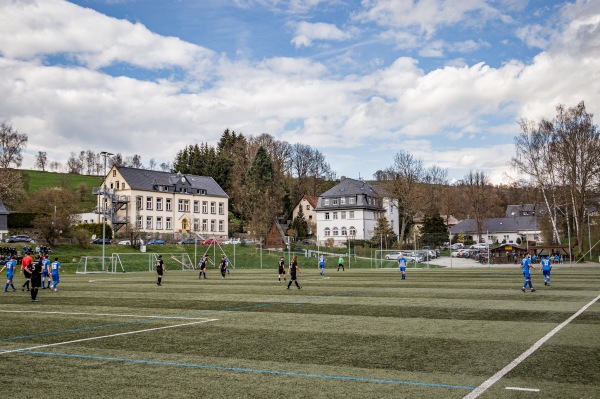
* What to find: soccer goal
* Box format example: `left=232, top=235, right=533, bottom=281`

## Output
left=112, top=253, right=194, bottom=272
left=76, top=256, right=117, bottom=274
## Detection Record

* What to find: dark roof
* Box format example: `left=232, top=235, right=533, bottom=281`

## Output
left=450, top=216, right=538, bottom=234
left=319, top=177, right=379, bottom=197
left=0, top=199, right=8, bottom=214
left=116, top=167, right=228, bottom=198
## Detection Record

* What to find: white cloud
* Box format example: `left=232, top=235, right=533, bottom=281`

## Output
left=0, top=0, right=215, bottom=71
left=291, top=21, right=354, bottom=48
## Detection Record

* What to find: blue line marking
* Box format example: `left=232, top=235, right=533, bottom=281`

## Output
left=8, top=350, right=475, bottom=391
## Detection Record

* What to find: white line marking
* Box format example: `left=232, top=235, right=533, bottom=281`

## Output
left=0, top=318, right=218, bottom=356
left=0, top=310, right=208, bottom=320
left=464, top=294, right=600, bottom=399
left=505, top=387, right=540, bottom=392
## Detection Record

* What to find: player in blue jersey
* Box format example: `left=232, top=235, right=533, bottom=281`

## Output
left=540, top=255, right=552, bottom=286
left=318, top=255, right=326, bottom=275
left=520, top=253, right=536, bottom=292
left=1, top=256, right=18, bottom=292
left=41, top=256, right=51, bottom=289
left=50, top=257, right=63, bottom=291
left=398, top=254, right=407, bottom=280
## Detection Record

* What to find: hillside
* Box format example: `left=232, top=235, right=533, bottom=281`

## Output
left=19, top=169, right=102, bottom=212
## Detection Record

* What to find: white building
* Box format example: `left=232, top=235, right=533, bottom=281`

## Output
left=315, top=177, right=398, bottom=245
left=96, top=166, right=229, bottom=240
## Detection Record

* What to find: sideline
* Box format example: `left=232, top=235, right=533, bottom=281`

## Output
left=463, top=294, right=600, bottom=399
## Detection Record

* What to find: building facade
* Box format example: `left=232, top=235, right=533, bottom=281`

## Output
left=96, top=166, right=229, bottom=240
left=315, top=177, right=399, bottom=245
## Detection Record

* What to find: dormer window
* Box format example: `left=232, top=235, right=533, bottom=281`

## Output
left=198, top=189, right=206, bottom=195
left=324, top=199, right=330, bottom=206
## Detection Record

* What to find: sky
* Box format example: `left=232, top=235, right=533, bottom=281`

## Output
left=0, top=0, right=599, bottom=184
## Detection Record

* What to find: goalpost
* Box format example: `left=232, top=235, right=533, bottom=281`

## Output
left=76, top=253, right=194, bottom=274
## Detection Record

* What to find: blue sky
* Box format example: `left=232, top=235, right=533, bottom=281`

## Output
left=1, top=0, right=599, bottom=183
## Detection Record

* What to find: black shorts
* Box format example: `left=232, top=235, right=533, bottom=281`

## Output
left=290, top=274, right=297, bottom=281
left=31, top=275, right=41, bottom=288
left=278, top=266, right=285, bottom=274
left=23, top=270, right=31, bottom=279
left=156, top=268, right=163, bottom=276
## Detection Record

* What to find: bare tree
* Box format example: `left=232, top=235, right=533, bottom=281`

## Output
left=0, top=168, right=24, bottom=208
left=0, top=121, right=28, bottom=168
left=35, top=151, right=48, bottom=171
left=460, top=170, right=493, bottom=243
left=85, top=150, right=97, bottom=175
left=66, top=152, right=84, bottom=174
left=130, top=154, right=143, bottom=168
left=160, top=162, right=170, bottom=172
left=148, top=158, right=156, bottom=170
left=378, top=151, right=424, bottom=246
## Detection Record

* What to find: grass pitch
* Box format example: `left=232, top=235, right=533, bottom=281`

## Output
left=0, top=266, right=598, bottom=399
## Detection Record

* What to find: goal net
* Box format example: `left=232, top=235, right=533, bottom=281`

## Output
left=76, top=253, right=194, bottom=274
left=76, top=256, right=115, bottom=274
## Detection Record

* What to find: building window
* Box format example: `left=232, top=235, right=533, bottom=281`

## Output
left=146, top=197, right=152, bottom=210
left=185, top=200, right=190, bottom=212
left=349, top=211, right=354, bottom=218
left=194, top=201, right=199, bottom=213
left=325, top=212, right=330, bottom=220
left=194, top=218, right=199, bottom=231
left=178, top=200, right=184, bottom=212
left=210, top=202, right=216, bottom=214
left=202, top=219, right=208, bottom=231
left=166, top=199, right=171, bottom=211
left=341, top=211, right=346, bottom=219
left=210, top=220, right=215, bottom=232
left=306, top=205, right=310, bottom=210
left=136, top=215, right=142, bottom=229
left=116, top=181, right=120, bottom=190
left=332, top=228, right=339, bottom=236
left=136, top=196, right=143, bottom=211
left=324, top=228, right=331, bottom=236
left=218, top=202, right=224, bottom=215
left=341, top=227, right=347, bottom=236
left=340, top=198, right=345, bottom=205
left=202, top=201, right=208, bottom=213
left=333, top=198, right=338, bottom=205
left=349, top=197, right=355, bottom=204
left=333, top=212, right=338, bottom=220
left=324, top=199, right=330, bottom=206
left=146, top=216, right=152, bottom=230
left=156, top=198, right=162, bottom=211
left=112, top=170, right=116, bottom=177
left=218, top=220, right=224, bottom=232
left=166, top=217, right=172, bottom=230
left=349, top=227, right=356, bottom=236
left=156, top=217, right=163, bottom=230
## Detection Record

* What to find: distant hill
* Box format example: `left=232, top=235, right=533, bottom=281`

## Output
left=19, top=169, right=102, bottom=212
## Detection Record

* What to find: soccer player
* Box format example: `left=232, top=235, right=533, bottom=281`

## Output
left=21, top=251, right=33, bottom=291
left=1, top=256, right=17, bottom=292
left=219, top=256, right=227, bottom=279
left=27, top=254, right=43, bottom=302
left=520, top=253, right=536, bottom=292
left=277, top=256, right=286, bottom=282
left=41, top=256, right=51, bottom=289
left=337, top=256, right=344, bottom=272
left=318, top=255, right=326, bottom=275
left=225, top=256, right=230, bottom=274
left=398, top=253, right=407, bottom=280
left=287, top=255, right=301, bottom=290
left=198, top=255, right=208, bottom=279
left=50, top=257, right=63, bottom=291
left=156, top=255, right=166, bottom=286
left=541, top=255, right=552, bottom=286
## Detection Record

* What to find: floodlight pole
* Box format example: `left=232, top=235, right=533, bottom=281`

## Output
left=100, top=151, right=113, bottom=272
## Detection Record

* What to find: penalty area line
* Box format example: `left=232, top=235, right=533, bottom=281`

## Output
left=0, top=318, right=218, bottom=356
left=0, top=310, right=211, bottom=321
left=505, top=387, right=540, bottom=392
left=463, top=293, right=600, bottom=399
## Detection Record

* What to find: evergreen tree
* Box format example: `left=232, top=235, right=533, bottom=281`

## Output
left=420, top=209, right=448, bottom=247
left=370, top=217, right=397, bottom=248
left=291, top=206, right=309, bottom=238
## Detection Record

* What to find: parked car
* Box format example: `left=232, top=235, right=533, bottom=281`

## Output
left=147, top=239, right=165, bottom=245
left=118, top=239, right=144, bottom=245
left=385, top=252, right=403, bottom=260
left=91, top=238, right=111, bottom=245
left=6, top=235, right=34, bottom=243
left=222, top=238, right=241, bottom=245
left=450, top=243, right=464, bottom=250
left=201, top=238, right=219, bottom=245
left=470, top=243, right=489, bottom=250
left=177, top=238, right=197, bottom=245
left=451, top=249, right=470, bottom=257
left=405, top=252, right=424, bottom=263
